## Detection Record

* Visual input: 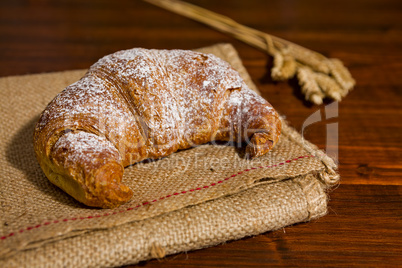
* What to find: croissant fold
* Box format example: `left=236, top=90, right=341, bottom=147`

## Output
left=33, top=48, right=282, bottom=208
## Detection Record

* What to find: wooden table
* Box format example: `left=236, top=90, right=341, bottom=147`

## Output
left=1, top=0, right=401, bottom=266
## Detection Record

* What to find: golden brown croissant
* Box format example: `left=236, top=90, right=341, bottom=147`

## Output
left=33, top=48, right=281, bottom=208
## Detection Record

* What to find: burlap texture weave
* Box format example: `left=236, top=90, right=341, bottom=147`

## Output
left=0, top=44, right=339, bottom=267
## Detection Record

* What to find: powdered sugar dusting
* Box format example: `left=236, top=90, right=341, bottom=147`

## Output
left=53, top=132, right=121, bottom=169
left=36, top=48, right=278, bottom=166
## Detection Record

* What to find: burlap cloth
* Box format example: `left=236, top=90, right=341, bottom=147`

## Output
left=0, top=44, right=339, bottom=267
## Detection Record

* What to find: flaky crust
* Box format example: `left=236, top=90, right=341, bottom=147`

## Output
left=33, top=48, right=281, bottom=208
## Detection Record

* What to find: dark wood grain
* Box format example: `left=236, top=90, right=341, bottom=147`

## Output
left=1, top=0, right=401, bottom=266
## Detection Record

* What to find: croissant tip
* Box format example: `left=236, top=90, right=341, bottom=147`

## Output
left=245, top=133, right=274, bottom=159
left=84, top=162, right=133, bottom=208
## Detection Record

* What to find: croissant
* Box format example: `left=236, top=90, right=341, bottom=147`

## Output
left=33, top=48, right=281, bottom=208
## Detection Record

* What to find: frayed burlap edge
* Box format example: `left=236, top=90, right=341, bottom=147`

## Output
left=0, top=43, right=339, bottom=266
left=0, top=171, right=331, bottom=268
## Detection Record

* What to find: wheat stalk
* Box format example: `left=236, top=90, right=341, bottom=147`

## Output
left=143, top=0, right=355, bottom=104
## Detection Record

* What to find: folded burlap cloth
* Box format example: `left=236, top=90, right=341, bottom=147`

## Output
left=0, top=43, right=338, bottom=267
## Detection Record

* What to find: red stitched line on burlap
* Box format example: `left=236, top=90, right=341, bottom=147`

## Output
left=0, top=155, right=314, bottom=240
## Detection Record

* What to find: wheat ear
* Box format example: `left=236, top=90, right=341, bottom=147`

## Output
left=143, top=0, right=355, bottom=104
